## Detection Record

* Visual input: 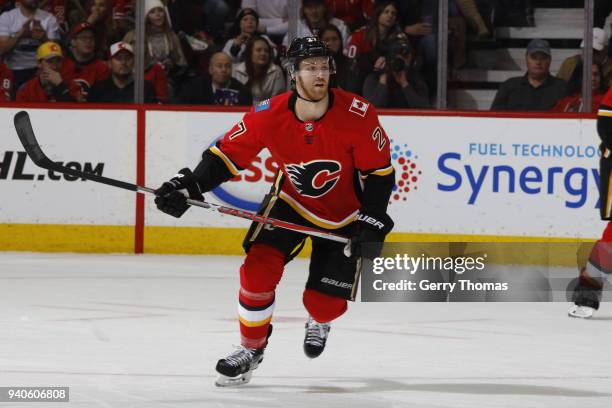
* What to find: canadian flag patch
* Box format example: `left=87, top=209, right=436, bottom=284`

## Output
left=349, top=97, right=369, bottom=117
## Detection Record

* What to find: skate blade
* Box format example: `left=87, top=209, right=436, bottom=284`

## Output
left=215, top=371, right=253, bottom=387
left=568, top=312, right=593, bottom=319
left=568, top=306, right=594, bottom=319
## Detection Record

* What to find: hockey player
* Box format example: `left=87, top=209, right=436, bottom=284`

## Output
left=154, top=36, right=395, bottom=386
left=568, top=87, right=612, bottom=318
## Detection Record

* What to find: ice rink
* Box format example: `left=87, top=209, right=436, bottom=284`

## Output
left=0, top=252, right=611, bottom=408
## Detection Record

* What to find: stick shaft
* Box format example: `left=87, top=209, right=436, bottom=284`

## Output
left=15, top=111, right=349, bottom=244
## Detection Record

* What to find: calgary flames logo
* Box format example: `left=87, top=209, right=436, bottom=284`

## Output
left=285, top=160, right=341, bottom=198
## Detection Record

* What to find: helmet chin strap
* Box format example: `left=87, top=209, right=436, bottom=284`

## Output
left=296, top=91, right=325, bottom=103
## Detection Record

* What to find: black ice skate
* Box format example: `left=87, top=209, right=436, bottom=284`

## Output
left=568, top=281, right=601, bottom=319
left=215, top=324, right=272, bottom=387
left=215, top=346, right=265, bottom=387
left=303, top=316, right=331, bottom=358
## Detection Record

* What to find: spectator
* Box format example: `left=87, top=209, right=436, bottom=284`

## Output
left=112, top=0, right=134, bottom=34
left=201, top=0, right=231, bottom=40
left=362, top=33, right=429, bottom=108
left=282, top=0, right=349, bottom=48
left=320, top=24, right=360, bottom=93
left=40, top=0, right=67, bottom=33
left=400, top=0, right=432, bottom=38
left=347, top=1, right=400, bottom=62
left=325, top=0, right=374, bottom=31
left=0, top=0, right=61, bottom=89
left=222, top=8, right=277, bottom=64
left=491, top=39, right=567, bottom=111
left=163, top=0, right=215, bottom=77
left=0, top=1, right=15, bottom=14
left=61, top=22, right=110, bottom=99
left=16, top=41, right=83, bottom=102
left=123, top=0, right=187, bottom=96
left=557, top=28, right=612, bottom=90
left=552, top=62, right=606, bottom=113
left=112, top=0, right=134, bottom=26
left=88, top=41, right=157, bottom=103
left=112, top=0, right=134, bottom=20
left=347, top=1, right=401, bottom=85
left=176, top=51, right=252, bottom=105
left=145, top=62, right=169, bottom=104
left=455, top=0, right=490, bottom=38
left=241, top=0, right=288, bottom=39
left=165, top=0, right=209, bottom=40
left=594, top=0, right=612, bottom=29
left=0, top=61, right=15, bottom=101
left=232, top=35, right=285, bottom=104
left=81, top=0, right=123, bottom=57
left=415, top=0, right=467, bottom=71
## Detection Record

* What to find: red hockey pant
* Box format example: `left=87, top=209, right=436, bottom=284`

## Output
left=237, top=243, right=348, bottom=348
left=581, top=222, right=612, bottom=286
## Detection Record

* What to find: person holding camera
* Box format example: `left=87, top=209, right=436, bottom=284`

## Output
left=362, top=33, right=430, bottom=109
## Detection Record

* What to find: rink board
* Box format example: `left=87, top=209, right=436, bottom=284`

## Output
left=144, top=110, right=602, bottom=254
left=0, top=108, right=137, bottom=252
left=0, top=107, right=603, bottom=254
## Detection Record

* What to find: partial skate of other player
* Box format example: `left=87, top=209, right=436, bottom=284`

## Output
left=568, top=88, right=612, bottom=318
left=568, top=228, right=611, bottom=319
left=154, top=36, right=395, bottom=386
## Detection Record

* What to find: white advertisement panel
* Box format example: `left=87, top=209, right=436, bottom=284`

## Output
left=146, top=111, right=602, bottom=239
left=0, top=108, right=137, bottom=225
left=381, top=116, right=601, bottom=238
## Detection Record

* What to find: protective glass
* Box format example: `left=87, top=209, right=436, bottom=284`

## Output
left=291, top=57, right=337, bottom=78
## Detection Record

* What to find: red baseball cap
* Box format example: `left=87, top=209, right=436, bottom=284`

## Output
left=71, top=22, right=96, bottom=37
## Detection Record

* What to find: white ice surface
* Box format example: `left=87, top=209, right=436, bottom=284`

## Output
left=0, top=252, right=611, bottom=408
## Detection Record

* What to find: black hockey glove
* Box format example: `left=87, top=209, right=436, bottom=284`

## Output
left=154, top=168, right=204, bottom=218
left=346, top=210, right=394, bottom=260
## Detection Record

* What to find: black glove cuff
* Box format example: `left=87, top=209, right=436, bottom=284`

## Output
left=172, top=168, right=204, bottom=200
left=356, top=211, right=394, bottom=236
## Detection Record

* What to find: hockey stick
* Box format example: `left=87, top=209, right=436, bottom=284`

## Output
left=13, top=111, right=349, bottom=244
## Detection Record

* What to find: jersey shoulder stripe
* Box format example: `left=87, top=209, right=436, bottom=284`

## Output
left=209, top=146, right=241, bottom=176
left=598, top=104, right=612, bottom=117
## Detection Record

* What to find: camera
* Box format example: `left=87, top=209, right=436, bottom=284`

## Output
left=380, top=34, right=412, bottom=73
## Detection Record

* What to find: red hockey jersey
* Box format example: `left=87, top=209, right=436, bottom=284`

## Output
left=0, top=62, right=14, bottom=101
left=325, top=0, right=375, bottom=26
left=16, top=76, right=81, bottom=102
left=61, top=57, right=111, bottom=95
left=211, top=88, right=393, bottom=229
left=346, top=27, right=372, bottom=59
left=144, top=63, right=168, bottom=104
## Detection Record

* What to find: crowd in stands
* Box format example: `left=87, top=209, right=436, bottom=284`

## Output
left=493, top=28, right=612, bottom=113
left=0, top=0, right=609, bottom=112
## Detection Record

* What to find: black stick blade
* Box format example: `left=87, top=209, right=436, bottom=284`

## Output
left=14, top=111, right=52, bottom=168
left=13, top=110, right=138, bottom=192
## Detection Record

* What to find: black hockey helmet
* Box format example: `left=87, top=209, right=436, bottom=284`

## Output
left=285, top=36, right=336, bottom=82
